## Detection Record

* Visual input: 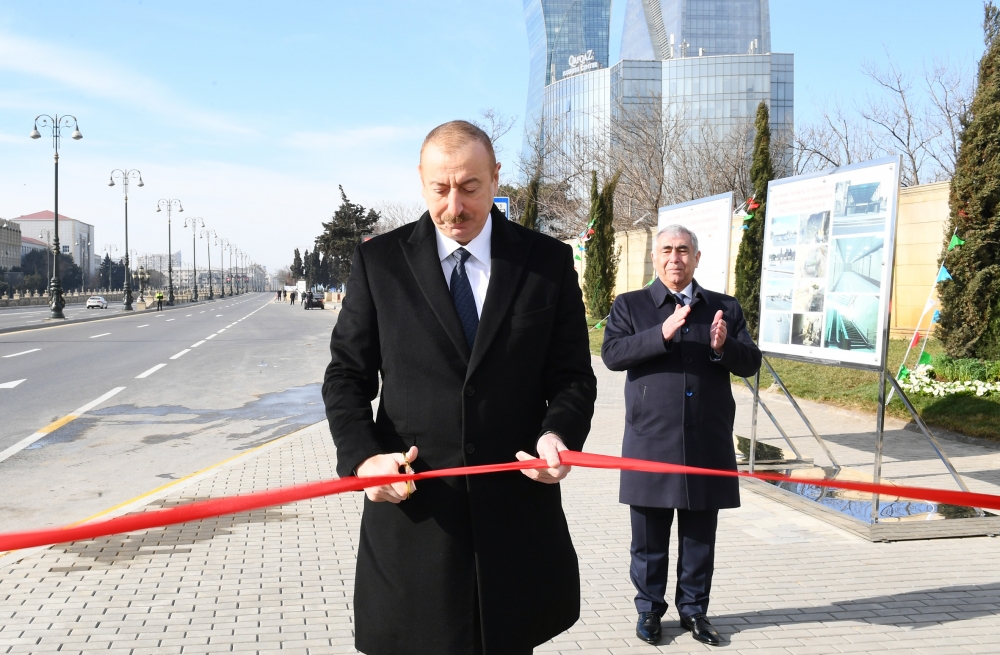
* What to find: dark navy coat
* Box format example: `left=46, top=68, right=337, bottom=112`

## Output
left=601, top=278, right=761, bottom=510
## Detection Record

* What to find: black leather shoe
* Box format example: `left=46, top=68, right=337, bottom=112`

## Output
left=680, top=614, right=721, bottom=646
left=636, top=612, right=661, bottom=644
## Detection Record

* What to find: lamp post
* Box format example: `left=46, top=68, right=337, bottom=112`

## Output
left=38, top=229, right=53, bottom=282
left=234, top=248, right=242, bottom=295
left=182, top=217, right=204, bottom=301
left=200, top=229, right=217, bottom=299
left=217, top=238, right=229, bottom=297
left=156, top=199, right=183, bottom=305
left=101, top=244, right=119, bottom=292
left=108, top=169, right=143, bottom=310
left=30, top=114, right=82, bottom=319
left=135, top=264, right=149, bottom=302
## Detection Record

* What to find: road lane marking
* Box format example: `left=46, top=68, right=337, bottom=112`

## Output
left=2, top=349, right=41, bottom=358
left=217, top=329, right=225, bottom=333
left=136, top=363, right=167, bottom=379
left=186, top=314, right=192, bottom=317
left=191, top=340, right=206, bottom=348
left=137, top=324, right=149, bottom=328
left=0, top=379, right=26, bottom=389
left=89, top=333, right=111, bottom=339
left=205, top=334, right=217, bottom=340
left=166, top=319, right=175, bottom=322
left=170, top=349, right=191, bottom=360
left=0, top=386, right=126, bottom=465
left=216, top=314, right=223, bottom=317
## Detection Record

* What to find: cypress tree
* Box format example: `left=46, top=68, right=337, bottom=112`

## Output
left=936, top=2, right=1000, bottom=359
left=292, top=248, right=303, bottom=279
left=734, top=101, right=773, bottom=339
left=583, top=170, right=621, bottom=318
left=521, top=174, right=540, bottom=231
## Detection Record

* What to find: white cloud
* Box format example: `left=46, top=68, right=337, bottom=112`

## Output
left=0, top=33, right=254, bottom=136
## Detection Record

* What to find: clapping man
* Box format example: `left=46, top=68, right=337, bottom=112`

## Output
left=601, top=225, right=761, bottom=646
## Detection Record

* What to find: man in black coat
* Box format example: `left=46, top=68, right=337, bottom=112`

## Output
left=601, top=225, right=761, bottom=647
left=323, top=120, right=597, bottom=655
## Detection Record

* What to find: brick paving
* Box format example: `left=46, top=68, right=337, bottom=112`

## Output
left=2, top=358, right=1000, bottom=654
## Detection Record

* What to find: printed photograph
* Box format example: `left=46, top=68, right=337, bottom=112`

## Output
left=770, top=214, right=799, bottom=246
left=831, top=180, right=888, bottom=235
left=761, top=312, right=792, bottom=345
left=793, top=279, right=826, bottom=313
left=764, top=276, right=794, bottom=311
left=766, top=246, right=796, bottom=275
left=796, top=244, right=828, bottom=279
left=824, top=294, right=880, bottom=353
left=791, top=313, right=824, bottom=347
left=799, top=210, right=830, bottom=244
left=829, top=236, right=884, bottom=293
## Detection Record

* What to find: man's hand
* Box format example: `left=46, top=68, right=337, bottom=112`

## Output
left=516, top=432, right=570, bottom=484
left=710, top=310, right=727, bottom=355
left=356, top=446, right=418, bottom=503
left=662, top=304, right=691, bottom=341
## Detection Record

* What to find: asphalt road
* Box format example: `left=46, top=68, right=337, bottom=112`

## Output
left=0, top=302, right=130, bottom=331
left=0, top=293, right=337, bottom=532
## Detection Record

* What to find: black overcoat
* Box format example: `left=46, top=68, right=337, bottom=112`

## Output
left=601, top=278, right=761, bottom=510
left=322, top=208, right=597, bottom=655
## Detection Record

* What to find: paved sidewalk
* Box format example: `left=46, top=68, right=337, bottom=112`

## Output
left=2, top=358, right=1000, bottom=654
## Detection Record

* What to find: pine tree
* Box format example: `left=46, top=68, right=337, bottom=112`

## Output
left=520, top=174, right=540, bottom=231
left=292, top=248, right=303, bottom=279
left=315, top=186, right=381, bottom=283
left=582, top=170, right=620, bottom=318
left=938, top=2, right=1000, bottom=359
left=99, top=253, right=113, bottom=289
left=734, top=101, right=773, bottom=339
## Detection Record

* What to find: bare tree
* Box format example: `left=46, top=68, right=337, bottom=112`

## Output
left=472, top=108, right=518, bottom=166
left=924, top=58, right=973, bottom=179
left=373, top=201, right=424, bottom=234
left=793, top=100, right=880, bottom=174
left=859, top=55, right=942, bottom=185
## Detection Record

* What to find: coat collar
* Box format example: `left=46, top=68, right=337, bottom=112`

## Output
left=400, top=205, right=530, bottom=373
left=649, top=276, right=706, bottom=309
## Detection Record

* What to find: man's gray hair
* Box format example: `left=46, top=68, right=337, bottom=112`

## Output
left=653, top=224, right=699, bottom=253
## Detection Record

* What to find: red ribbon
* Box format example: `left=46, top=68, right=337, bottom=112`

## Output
left=1, top=451, right=997, bottom=553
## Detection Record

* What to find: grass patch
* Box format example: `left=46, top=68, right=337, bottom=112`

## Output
left=587, top=326, right=1000, bottom=442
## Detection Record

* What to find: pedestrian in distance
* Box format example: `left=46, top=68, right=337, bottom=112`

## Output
left=601, top=225, right=762, bottom=647
left=290, top=290, right=296, bottom=305
left=323, top=120, right=597, bottom=655
left=155, top=290, right=164, bottom=311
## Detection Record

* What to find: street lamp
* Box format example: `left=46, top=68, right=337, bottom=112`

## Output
left=182, top=217, right=204, bottom=301
left=30, top=114, right=82, bottom=319
left=75, top=235, right=92, bottom=290
left=101, top=244, right=119, bottom=291
left=108, top=169, right=143, bottom=310
left=38, top=229, right=54, bottom=282
left=135, top=265, right=150, bottom=301
left=234, top=248, right=242, bottom=295
left=218, top=238, right=231, bottom=296
left=201, top=229, right=217, bottom=299
left=156, top=199, right=183, bottom=305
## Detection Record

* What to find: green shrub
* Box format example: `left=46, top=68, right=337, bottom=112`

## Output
left=932, top=355, right=1000, bottom=382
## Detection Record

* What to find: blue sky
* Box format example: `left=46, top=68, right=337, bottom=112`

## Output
left=0, top=0, right=986, bottom=272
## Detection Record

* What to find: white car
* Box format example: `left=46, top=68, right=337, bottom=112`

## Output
left=86, top=295, right=108, bottom=309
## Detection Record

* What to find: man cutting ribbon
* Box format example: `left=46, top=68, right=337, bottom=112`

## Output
left=602, top=225, right=762, bottom=647
left=322, top=120, right=597, bottom=654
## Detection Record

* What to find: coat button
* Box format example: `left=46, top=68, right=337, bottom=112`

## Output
left=465, top=385, right=475, bottom=396
left=685, top=389, right=693, bottom=397
left=465, top=443, right=476, bottom=454
left=682, top=327, right=690, bottom=334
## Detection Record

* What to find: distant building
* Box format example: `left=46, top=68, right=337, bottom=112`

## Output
left=0, top=218, right=21, bottom=270
left=9, top=211, right=96, bottom=280
left=20, top=236, right=48, bottom=259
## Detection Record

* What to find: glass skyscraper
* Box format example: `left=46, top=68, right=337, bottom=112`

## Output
left=523, top=0, right=613, bottom=140
left=621, top=0, right=771, bottom=61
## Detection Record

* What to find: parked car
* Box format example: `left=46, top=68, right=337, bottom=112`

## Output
left=304, top=292, right=325, bottom=310
left=86, top=295, right=108, bottom=309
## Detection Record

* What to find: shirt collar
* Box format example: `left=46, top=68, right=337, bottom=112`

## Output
left=435, top=214, right=492, bottom=266
left=650, top=277, right=701, bottom=307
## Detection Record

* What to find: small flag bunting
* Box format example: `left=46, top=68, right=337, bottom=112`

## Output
left=898, top=366, right=910, bottom=381
left=936, top=266, right=953, bottom=283
left=918, top=351, right=933, bottom=366
left=910, top=331, right=921, bottom=348
left=743, top=213, right=754, bottom=222
left=741, top=225, right=749, bottom=230
left=574, top=255, right=581, bottom=261
left=948, top=234, right=966, bottom=251
left=933, top=309, right=941, bottom=323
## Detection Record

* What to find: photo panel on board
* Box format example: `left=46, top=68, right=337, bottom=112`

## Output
left=761, top=312, right=792, bottom=345
left=832, top=179, right=888, bottom=236
left=823, top=294, right=880, bottom=353
left=764, top=276, right=794, bottom=312
left=791, top=313, right=824, bottom=347
left=828, top=236, right=884, bottom=294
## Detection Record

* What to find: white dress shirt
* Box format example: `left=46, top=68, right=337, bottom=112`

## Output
left=435, top=215, right=492, bottom=318
left=669, top=281, right=694, bottom=305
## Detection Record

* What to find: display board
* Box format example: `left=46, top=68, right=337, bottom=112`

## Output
left=758, top=156, right=901, bottom=370
left=657, top=191, right=733, bottom=293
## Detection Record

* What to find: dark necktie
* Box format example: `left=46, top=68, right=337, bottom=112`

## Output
left=450, top=248, right=479, bottom=348
left=674, top=293, right=687, bottom=307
